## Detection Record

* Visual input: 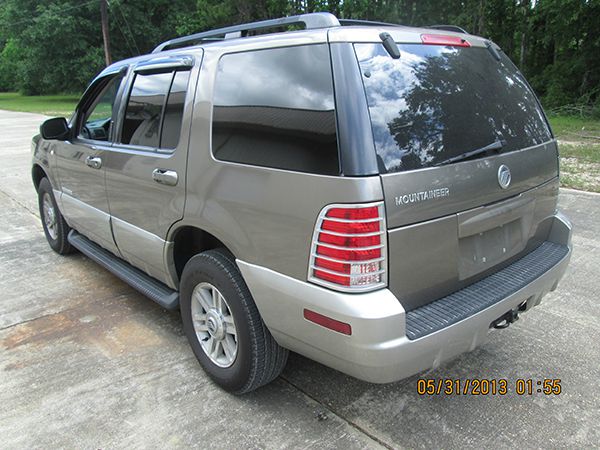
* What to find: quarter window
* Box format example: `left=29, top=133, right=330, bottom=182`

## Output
left=212, top=45, right=339, bottom=175
left=121, top=69, right=190, bottom=150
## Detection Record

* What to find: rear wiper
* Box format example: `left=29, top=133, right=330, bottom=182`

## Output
left=379, top=32, right=400, bottom=59
left=485, top=40, right=501, bottom=62
left=435, top=139, right=506, bottom=167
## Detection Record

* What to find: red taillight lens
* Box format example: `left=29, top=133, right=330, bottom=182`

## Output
left=313, top=269, right=350, bottom=286
left=315, top=257, right=351, bottom=274
left=321, top=219, right=380, bottom=234
left=326, top=206, right=379, bottom=220
left=319, top=232, right=381, bottom=248
left=317, top=245, right=381, bottom=261
left=309, top=202, right=387, bottom=292
left=421, top=34, right=470, bottom=47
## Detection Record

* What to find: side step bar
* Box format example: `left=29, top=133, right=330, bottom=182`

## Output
left=68, top=230, right=179, bottom=310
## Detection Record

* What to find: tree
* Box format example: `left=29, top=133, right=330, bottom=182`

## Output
left=0, top=0, right=598, bottom=111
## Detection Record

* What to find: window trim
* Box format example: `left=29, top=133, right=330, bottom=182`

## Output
left=134, top=55, right=194, bottom=74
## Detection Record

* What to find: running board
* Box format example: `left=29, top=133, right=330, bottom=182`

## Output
left=68, top=230, right=179, bottom=310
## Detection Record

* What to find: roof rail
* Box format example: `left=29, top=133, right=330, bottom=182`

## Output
left=153, top=12, right=341, bottom=53
left=338, top=19, right=400, bottom=27
left=428, top=25, right=469, bottom=34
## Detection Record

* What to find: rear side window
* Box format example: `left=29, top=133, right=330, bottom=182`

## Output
left=355, top=43, right=552, bottom=173
left=212, top=44, right=339, bottom=175
left=121, top=70, right=190, bottom=149
left=161, top=71, right=189, bottom=149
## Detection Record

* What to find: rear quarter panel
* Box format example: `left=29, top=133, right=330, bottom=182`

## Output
left=175, top=44, right=384, bottom=281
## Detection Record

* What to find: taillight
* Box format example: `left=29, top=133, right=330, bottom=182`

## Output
left=308, top=202, right=387, bottom=292
left=421, top=34, right=470, bottom=47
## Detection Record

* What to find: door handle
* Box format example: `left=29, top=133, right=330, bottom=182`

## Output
left=152, top=168, right=178, bottom=186
left=85, top=156, right=102, bottom=169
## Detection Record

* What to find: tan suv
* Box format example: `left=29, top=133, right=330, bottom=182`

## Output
left=32, top=13, right=572, bottom=393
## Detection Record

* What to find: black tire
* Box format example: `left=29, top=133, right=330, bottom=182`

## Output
left=180, top=249, right=288, bottom=394
left=38, top=177, right=74, bottom=255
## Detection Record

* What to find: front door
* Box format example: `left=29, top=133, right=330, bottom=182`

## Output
left=104, top=57, right=198, bottom=286
left=55, top=72, right=126, bottom=254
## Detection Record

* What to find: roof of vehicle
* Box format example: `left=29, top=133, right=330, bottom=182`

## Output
left=96, top=12, right=494, bottom=80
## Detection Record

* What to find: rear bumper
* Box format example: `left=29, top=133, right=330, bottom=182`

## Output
left=237, top=212, right=572, bottom=383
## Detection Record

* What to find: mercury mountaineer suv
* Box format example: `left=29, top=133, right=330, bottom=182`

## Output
left=32, top=13, right=573, bottom=394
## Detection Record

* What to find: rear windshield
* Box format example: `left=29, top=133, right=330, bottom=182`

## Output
left=354, top=43, right=552, bottom=173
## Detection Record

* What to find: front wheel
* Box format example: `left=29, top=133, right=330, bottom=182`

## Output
left=180, top=249, right=288, bottom=394
left=38, top=177, right=74, bottom=255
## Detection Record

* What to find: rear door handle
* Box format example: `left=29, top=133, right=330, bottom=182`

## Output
left=152, top=168, right=178, bottom=186
left=85, top=156, right=102, bottom=169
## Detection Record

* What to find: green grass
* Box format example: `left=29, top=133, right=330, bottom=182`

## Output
left=547, top=115, right=600, bottom=193
left=548, top=114, right=600, bottom=141
left=0, top=92, right=78, bottom=117
left=560, top=144, right=600, bottom=193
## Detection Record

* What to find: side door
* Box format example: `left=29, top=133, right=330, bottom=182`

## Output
left=54, top=70, right=127, bottom=254
left=104, top=56, right=198, bottom=286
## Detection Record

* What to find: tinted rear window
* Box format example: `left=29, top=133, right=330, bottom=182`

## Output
left=212, top=44, right=339, bottom=175
left=121, top=70, right=190, bottom=150
left=122, top=72, right=171, bottom=148
left=355, top=43, right=552, bottom=173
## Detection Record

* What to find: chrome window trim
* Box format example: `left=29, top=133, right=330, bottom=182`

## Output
left=134, top=56, right=194, bottom=74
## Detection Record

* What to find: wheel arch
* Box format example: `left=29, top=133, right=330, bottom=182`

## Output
left=168, top=225, right=236, bottom=286
left=32, top=164, right=48, bottom=192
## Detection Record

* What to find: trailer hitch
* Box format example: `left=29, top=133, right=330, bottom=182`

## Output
left=491, top=308, right=520, bottom=329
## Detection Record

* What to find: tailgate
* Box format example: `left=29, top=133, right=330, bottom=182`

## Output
left=385, top=172, right=559, bottom=311
left=352, top=38, right=560, bottom=310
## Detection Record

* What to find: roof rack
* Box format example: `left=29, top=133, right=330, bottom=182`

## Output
left=428, top=25, right=469, bottom=34
left=338, top=19, right=400, bottom=27
left=153, top=12, right=341, bottom=53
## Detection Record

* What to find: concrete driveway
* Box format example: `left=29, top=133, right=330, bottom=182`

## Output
left=1, top=110, right=599, bottom=449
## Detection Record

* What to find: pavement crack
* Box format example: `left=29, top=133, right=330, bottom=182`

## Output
left=280, top=375, right=397, bottom=450
left=0, top=292, right=132, bottom=333
left=0, top=186, right=39, bottom=218
left=0, top=308, right=74, bottom=332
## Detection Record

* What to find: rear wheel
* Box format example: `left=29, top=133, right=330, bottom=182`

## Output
left=180, top=249, right=288, bottom=394
left=38, top=177, right=74, bottom=255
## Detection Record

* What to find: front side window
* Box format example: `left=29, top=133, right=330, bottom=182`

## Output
left=121, top=70, right=190, bottom=149
left=212, top=44, right=339, bottom=175
left=78, top=75, right=123, bottom=141
left=355, top=43, right=552, bottom=173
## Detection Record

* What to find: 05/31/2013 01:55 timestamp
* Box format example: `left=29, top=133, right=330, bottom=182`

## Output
left=417, top=378, right=562, bottom=396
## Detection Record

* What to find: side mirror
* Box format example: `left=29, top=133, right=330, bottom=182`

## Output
left=40, top=117, right=70, bottom=140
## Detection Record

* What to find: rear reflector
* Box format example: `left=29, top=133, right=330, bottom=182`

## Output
left=421, top=34, right=470, bottom=47
left=303, top=309, right=352, bottom=335
left=308, top=202, right=387, bottom=292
